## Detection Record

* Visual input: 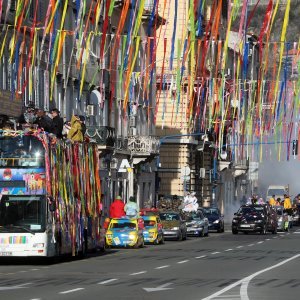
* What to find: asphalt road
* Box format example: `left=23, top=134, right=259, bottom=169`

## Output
left=0, top=228, right=300, bottom=300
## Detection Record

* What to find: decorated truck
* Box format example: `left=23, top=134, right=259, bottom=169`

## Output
left=0, top=129, right=103, bottom=257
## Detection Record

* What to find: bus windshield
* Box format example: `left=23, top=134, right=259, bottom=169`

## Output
left=0, top=195, right=45, bottom=232
left=0, top=135, right=45, bottom=167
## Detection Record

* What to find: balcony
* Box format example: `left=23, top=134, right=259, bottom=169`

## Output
left=85, top=126, right=115, bottom=148
left=127, top=136, right=160, bottom=156
left=116, top=136, right=129, bottom=152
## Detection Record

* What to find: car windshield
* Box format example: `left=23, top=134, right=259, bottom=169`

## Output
left=0, top=195, right=45, bottom=232
left=202, top=208, right=219, bottom=216
left=267, top=189, right=285, bottom=196
left=238, top=206, right=264, bottom=214
left=110, top=222, right=136, bottom=229
left=159, top=213, right=179, bottom=221
left=144, top=220, right=157, bottom=227
left=186, top=212, right=203, bottom=221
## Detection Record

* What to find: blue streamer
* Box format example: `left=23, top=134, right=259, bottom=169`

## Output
left=169, top=0, right=178, bottom=70
left=147, top=0, right=157, bottom=36
left=196, top=0, right=203, bottom=38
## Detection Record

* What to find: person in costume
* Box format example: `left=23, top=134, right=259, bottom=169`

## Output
left=109, top=196, right=125, bottom=218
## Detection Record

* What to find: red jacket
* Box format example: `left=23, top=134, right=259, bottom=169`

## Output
left=109, top=199, right=125, bottom=218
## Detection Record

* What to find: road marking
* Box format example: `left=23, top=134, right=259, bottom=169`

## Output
left=214, top=295, right=240, bottom=298
left=195, top=255, right=207, bottom=259
left=294, top=232, right=300, bottom=234
left=225, top=249, right=233, bottom=252
left=30, top=269, right=39, bottom=271
left=236, top=246, right=244, bottom=249
left=265, top=239, right=270, bottom=241
left=177, top=260, right=189, bottom=264
left=18, top=271, right=27, bottom=273
left=201, top=254, right=300, bottom=300
left=257, top=241, right=264, bottom=244
left=98, top=279, right=118, bottom=285
left=248, top=244, right=254, bottom=247
left=59, top=288, right=85, bottom=294
left=143, top=283, right=173, bottom=292
left=130, top=271, right=147, bottom=275
left=211, top=252, right=221, bottom=255
left=0, top=283, right=32, bottom=291
left=272, top=237, right=278, bottom=239
left=155, top=265, right=170, bottom=269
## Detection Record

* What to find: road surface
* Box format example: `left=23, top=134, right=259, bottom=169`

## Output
left=0, top=228, right=300, bottom=300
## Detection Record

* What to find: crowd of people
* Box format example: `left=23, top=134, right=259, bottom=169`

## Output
left=0, top=104, right=87, bottom=143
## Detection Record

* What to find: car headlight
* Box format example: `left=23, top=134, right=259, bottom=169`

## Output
left=33, top=243, right=44, bottom=248
left=232, top=219, right=238, bottom=223
left=213, top=220, right=220, bottom=224
left=129, top=233, right=137, bottom=240
left=172, top=227, right=179, bottom=230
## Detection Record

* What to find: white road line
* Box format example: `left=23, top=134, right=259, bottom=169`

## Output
left=211, top=252, right=221, bottom=255
left=18, top=271, right=27, bottom=273
left=201, top=254, right=300, bottom=300
left=215, top=295, right=240, bottom=298
left=265, top=239, right=270, bottom=241
left=294, top=232, right=300, bottom=234
left=59, top=288, right=85, bottom=294
left=236, top=246, right=244, bottom=249
left=130, top=271, right=147, bottom=275
left=248, top=244, right=254, bottom=247
left=272, top=237, right=278, bottom=239
left=225, top=249, right=233, bottom=252
left=155, top=265, right=170, bottom=269
left=177, top=260, right=189, bottom=264
left=195, top=255, right=207, bottom=259
left=257, top=241, right=264, bottom=244
left=98, top=279, right=118, bottom=285
left=30, top=269, right=39, bottom=271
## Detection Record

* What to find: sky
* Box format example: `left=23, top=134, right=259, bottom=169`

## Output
left=258, top=160, right=300, bottom=199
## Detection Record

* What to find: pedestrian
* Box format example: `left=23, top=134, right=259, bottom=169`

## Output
left=276, top=197, right=281, bottom=206
left=269, top=195, right=276, bottom=206
left=109, top=195, right=125, bottom=219
left=34, top=109, right=52, bottom=132
left=50, top=108, right=64, bottom=138
left=67, top=115, right=83, bottom=142
left=17, top=103, right=36, bottom=128
left=283, top=194, right=292, bottom=210
left=124, top=196, right=138, bottom=218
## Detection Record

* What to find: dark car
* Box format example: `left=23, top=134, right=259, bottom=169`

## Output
left=232, top=204, right=277, bottom=235
left=199, top=207, right=224, bottom=233
left=159, top=211, right=187, bottom=241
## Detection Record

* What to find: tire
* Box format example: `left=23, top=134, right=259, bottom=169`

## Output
left=232, top=229, right=238, bottom=234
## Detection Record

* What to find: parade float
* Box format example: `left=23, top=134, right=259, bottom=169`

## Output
left=0, top=129, right=103, bottom=257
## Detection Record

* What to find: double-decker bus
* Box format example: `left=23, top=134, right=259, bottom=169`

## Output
left=0, top=130, right=104, bottom=257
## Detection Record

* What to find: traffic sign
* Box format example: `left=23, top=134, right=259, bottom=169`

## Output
left=180, top=166, right=191, bottom=177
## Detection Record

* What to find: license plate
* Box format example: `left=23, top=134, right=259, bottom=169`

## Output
left=113, top=237, right=121, bottom=245
left=240, top=225, right=251, bottom=228
left=0, top=252, right=12, bottom=256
